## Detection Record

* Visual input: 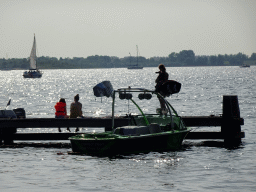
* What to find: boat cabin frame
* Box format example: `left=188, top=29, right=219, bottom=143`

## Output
left=111, top=88, right=180, bottom=131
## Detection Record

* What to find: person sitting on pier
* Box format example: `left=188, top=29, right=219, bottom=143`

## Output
left=70, top=94, right=83, bottom=132
left=54, top=98, right=70, bottom=132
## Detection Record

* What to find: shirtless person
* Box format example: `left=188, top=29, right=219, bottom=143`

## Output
left=70, top=94, right=83, bottom=132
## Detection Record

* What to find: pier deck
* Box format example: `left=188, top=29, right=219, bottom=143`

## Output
left=0, top=95, right=245, bottom=146
left=0, top=116, right=244, bottom=142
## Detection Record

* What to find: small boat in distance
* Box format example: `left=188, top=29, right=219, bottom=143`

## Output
left=128, top=45, right=143, bottom=69
left=23, top=34, right=42, bottom=78
left=239, top=63, right=250, bottom=68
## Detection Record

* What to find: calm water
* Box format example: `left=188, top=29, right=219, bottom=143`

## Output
left=0, top=67, right=255, bottom=191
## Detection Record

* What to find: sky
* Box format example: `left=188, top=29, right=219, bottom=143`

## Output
left=0, top=0, right=256, bottom=59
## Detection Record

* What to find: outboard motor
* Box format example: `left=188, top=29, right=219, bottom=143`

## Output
left=0, top=110, right=17, bottom=119
left=13, top=108, right=26, bottom=119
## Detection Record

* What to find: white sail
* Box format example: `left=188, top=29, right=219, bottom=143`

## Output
left=29, top=35, right=37, bottom=70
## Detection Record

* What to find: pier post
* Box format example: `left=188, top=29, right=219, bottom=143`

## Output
left=0, top=128, right=2, bottom=145
left=2, top=127, right=16, bottom=144
left=0, top=126, right=16, bottom=145
left=221, top=95, right=242, bottom=146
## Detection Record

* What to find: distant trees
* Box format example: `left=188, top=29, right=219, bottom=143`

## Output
left=167, top=50, right=196, bottom=66
left=216, top=55, right=225, bottom=66
left=196, top=56, right=209, bottom=66
left=168, top=52, right=178, bottom=62
left=249, top=53, right=256, bottom=60
left=0, top=51, right=255, bottom=70
left=177, top=50, right=195, bottom=66
left=226, top=53, right=248, bottom=65
left=209, top=55, right=225, bottom=66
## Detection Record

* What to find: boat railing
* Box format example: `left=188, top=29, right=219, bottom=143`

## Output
left=111, top=89, right=181, bottom=131
left=129, top=99, right=149, bottom=125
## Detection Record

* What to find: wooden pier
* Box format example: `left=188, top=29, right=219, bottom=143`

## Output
left=0, top=95, right=245, bottom=146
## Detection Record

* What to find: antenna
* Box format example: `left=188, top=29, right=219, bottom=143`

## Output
left=136, top=45, right=138, bottom=66
left=129, top=52, right=132, bottom=65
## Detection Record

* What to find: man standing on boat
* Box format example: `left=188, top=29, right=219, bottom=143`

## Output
left=155, top=64, right=169, bottom=112
left=70, top=94, right=83, bottom=132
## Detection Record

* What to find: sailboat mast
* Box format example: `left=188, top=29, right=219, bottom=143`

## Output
left=129, top=52, right=132, bottom=65
left=136, top=45, right=138, bottom=66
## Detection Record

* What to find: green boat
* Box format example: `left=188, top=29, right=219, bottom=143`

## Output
left=69, top=81, right=190, bottom=156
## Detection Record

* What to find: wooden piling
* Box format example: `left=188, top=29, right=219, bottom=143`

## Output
left=0, top=126, right=16, bottom=145
left=221, top=95, right=242, bottom=146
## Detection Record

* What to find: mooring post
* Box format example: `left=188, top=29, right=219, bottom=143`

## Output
left=0, top=128, right=3, bottom=145
left=0, top=127, right=16, bottom=145
left=221, top=95, right=241, bottom=146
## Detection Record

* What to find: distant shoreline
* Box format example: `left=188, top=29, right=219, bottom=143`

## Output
left=1, top=65, right=255, bottom=71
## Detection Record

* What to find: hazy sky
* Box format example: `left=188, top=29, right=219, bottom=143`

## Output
left=1, top=0, right=256, bottom=59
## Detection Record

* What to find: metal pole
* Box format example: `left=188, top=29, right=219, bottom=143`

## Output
left=111, top=91, right=116, bottom=130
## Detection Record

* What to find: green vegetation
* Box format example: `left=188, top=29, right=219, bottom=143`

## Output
left=1, top=51, right=255, bottom=70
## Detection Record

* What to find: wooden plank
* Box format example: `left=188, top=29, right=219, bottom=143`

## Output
left=182, top=116, right=244, bottom=126
left=0, top=116, right=244, bottom=129
left=12, top=133, right=80, bottom=140
left=0, top=118, right=129, bottom=128
left=185, top=131, right=245, bottom=139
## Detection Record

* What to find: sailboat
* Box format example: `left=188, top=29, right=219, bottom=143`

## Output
left=127, top=45, right=143, bottom=69
left=23, top=34, right=43, bottom=78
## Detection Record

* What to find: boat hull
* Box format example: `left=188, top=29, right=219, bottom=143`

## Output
left=127, top=66, right=143, bottom=69
left=70, top=130, right=189, bottom=156
left=23, top=71, right=42, bottom=78
left=239, top=66, right=250, bottom=68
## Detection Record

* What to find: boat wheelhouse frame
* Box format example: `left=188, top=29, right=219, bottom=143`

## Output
left=111, top=87, right=184, bottom=131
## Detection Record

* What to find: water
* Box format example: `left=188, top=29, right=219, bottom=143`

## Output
left=0, top=67, right=255, bottom=191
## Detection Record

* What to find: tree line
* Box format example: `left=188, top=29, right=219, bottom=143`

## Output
left=1, top=50, right=256, bottom=70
